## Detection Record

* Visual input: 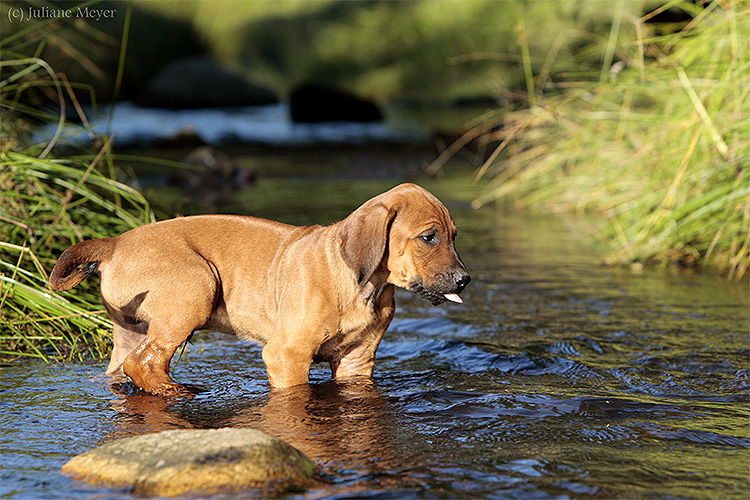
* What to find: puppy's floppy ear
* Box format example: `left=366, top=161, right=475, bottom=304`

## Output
left=338, top=203, right=397, bottom=286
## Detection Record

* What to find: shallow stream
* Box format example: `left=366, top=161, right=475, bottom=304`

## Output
left=1, top=149, right=748, bottom=499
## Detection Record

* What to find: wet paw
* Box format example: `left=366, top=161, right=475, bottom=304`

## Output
left=149, top=382, right=194, bottom=398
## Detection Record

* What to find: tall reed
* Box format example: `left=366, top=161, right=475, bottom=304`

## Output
left=461, top=0, right=749, bottom=279
left=0, top=150, right=155, bottom=361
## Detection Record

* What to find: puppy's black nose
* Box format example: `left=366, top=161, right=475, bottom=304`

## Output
left=453, top=270, right=471, bottom=291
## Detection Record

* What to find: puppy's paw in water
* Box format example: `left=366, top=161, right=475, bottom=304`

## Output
left=149, top=382, right=195, bottom=398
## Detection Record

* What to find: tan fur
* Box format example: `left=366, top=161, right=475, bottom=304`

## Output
left=49, top=183, right=469, bottom=395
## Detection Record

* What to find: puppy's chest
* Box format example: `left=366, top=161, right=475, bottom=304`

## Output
left=339, top=300, right=386, bottom=335
left=318, top=292, right=395, bottom=356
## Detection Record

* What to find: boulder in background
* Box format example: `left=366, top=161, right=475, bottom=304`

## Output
left=290, top=83, right=383, bottom=123
left=138, top=57, right=278, bottom=109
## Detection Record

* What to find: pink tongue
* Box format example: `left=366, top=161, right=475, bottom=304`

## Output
left=444, top=293, right=463, bottom=304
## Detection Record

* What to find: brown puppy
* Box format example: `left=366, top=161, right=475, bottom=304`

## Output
left=49, top=183, right=470, bottom=395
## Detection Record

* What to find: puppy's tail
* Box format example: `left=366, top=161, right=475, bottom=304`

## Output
left=49, top=238, right=116, bottom=291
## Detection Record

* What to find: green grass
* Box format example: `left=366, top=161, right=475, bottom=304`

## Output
left=0, top=2, right=155, bottom=360
left=454, top=0, right=749, bottom=280
left=0, top=150, right=155, bottom=361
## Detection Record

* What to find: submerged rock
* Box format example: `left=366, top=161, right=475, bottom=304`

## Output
left=62, top=428, right=315, bottom=496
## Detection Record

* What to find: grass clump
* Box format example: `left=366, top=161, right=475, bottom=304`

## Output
left=0, top=1, right=153, bottom=361
left=0, top=149, right=154, bottom=361
left=464, top=0, right=749, bottom=280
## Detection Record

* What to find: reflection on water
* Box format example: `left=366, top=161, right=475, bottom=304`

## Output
left=34, top=102, right=430, bottom=147
left=1, top=184, right=748, bottom=500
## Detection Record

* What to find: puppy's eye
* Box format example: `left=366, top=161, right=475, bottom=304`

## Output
left=419, top=232, right=437, bottom=244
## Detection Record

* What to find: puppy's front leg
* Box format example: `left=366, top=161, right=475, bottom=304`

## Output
left=330, top=327, right=388, bottom=381
left=261, top=340, right=314, bottom=388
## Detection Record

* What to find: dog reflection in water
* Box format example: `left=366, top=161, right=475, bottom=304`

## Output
left=107, top=380, right=402, bottom=490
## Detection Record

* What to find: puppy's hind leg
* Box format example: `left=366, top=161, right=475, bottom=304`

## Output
left=106, top=323, right=146, bottom=383
left=121, top=288, right=217, bottom=396
left=111, top=253, right=219, bottom=396
left=123, top=323, right=196, bottom=396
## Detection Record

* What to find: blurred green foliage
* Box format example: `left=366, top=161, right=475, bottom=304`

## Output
left=2, top=0, right=666, bottom=104
left=142, top=0, right=653, bottom=102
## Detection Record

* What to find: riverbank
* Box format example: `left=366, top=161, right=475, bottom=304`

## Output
left=448, top=0, right=749, bottom=280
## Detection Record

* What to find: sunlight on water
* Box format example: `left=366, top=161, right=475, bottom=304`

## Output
left=1, top=180, right=748, bottom=500
left=34, top=102, right=429, bottom=147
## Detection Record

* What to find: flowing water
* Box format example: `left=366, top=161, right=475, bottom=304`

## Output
left=1, top=149, right=748, bottom=499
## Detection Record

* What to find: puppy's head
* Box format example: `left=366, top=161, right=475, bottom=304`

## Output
left=338, top=183, right=470, bottom=305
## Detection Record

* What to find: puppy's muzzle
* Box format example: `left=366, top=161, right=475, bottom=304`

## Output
left=410, top=266, right=471, bottom=306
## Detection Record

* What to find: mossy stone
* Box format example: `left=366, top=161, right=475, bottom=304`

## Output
left=62, top=428, right=315, bottom=496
